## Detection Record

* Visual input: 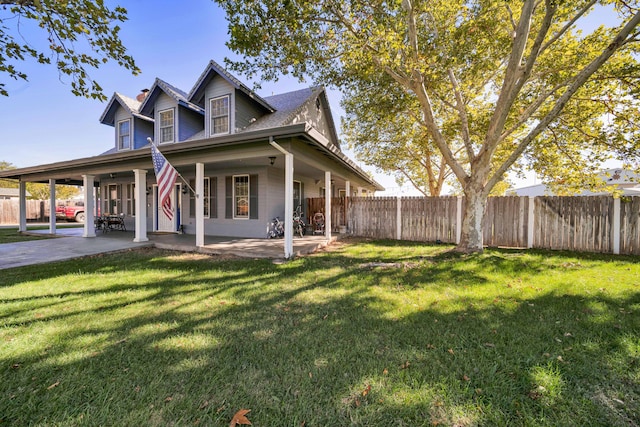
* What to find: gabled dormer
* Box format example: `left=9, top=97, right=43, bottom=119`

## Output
left=99, top=92, right=154, bottom=151
left=139, top=78, right=204, bottom=145
left=188, top=60, right=275, bottom=138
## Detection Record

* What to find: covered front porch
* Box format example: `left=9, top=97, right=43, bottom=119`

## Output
left=3, top=126, right=382, bottom=259
left=1, top=227, right=337, bottom=270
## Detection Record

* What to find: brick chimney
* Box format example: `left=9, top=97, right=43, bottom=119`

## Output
left=136, top=88, right=149, bottom=102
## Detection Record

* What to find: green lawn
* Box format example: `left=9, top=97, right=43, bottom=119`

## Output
left=1, top=240, right=638, bottom=426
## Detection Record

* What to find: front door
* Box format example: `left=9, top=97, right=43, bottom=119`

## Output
left=154, top=184, right=179, bottom=232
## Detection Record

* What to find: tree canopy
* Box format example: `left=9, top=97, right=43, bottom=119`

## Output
left=216, top=0, right=640, bottom=252
left=0, top=0, right=139, bottom=100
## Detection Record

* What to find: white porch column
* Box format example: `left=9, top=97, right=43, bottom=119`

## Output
left=270, top=138, right=294, bottom=258
left=345, top=180, right=351, bottom=197
left=284, top=151, right=294, bottom=257
left=195, top=163, right=205, bottom=247
left=133, top=169, right=149, bottom=242
left=82, top=175, right=96, bottom=237
left=49, top=179, right=56, bottom=234
left=18, top=181, right=27, bottom=232
left=325, top=171, right=332, bottom=241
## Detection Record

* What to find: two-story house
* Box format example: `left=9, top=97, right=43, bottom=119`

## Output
left=1, top=60, right=382, bottom=254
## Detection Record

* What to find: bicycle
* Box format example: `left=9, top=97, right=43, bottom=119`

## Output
left=267, top=216, right=284, bottom=239
left=293, top=205, right=306, bottom=238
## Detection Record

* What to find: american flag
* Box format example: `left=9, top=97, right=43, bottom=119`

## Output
left=151, top=144, right=178, bottom=220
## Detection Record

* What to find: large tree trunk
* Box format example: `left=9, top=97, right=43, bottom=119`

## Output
left=456, top=186, right=488, bottom=253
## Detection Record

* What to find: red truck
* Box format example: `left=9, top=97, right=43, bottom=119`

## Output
left=55, top=201, right=85, bottom=223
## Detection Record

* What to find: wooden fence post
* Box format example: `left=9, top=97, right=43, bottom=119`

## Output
left=612, top=197, right=621, bottom=255
left=397, top=196, right=402, bottom=240
left=527, top=196, right=535, bottom=249
left=456, top=196, right=463, bottom=244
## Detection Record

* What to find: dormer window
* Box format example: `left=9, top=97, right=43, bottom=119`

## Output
left=210, top=95, right=230, bottom=136
left=159, top=108, right=174, bottom=143
left=117, top=119, right=131, bottom=150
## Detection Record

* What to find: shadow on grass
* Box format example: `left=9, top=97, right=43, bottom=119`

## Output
left=1, top=243, right=639, bottom=426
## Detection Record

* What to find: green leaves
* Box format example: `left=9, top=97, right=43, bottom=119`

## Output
left=0, top=0, right=139, bottom=100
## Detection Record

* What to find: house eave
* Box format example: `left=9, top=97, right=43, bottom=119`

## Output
left=0, top=123, right=383, bottom=190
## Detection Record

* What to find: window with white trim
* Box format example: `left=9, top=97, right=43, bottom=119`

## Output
left=126, top=183, right=136, bottom=216
left=189, top=177, right=216, bottom=218
left=117, top=119, right=131, bottom=150
left=210, top=95, right=230, bottom=136
left=234, top=175, right=249, bottom=219
left=159, top=109, right=174, bottom=143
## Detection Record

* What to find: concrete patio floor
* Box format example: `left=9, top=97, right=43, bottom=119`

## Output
left=0, top=226, right=336, bottom=270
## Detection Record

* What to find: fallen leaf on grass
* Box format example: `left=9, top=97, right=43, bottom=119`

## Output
left=448, top=348, right=455, bottom=355
left=401, top=361, right=410, bottom=369
left=229, top=409, right=252, bottom=427
left=462, top=375, right=471, bottom=381
left=47, top=381, right=60, bottom=390
left=362, top=385, right=371, bottom=396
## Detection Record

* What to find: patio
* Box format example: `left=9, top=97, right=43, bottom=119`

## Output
left=0, top=227, right=336, bottom=270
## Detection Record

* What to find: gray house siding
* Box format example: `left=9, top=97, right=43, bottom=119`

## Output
left=235, top=91, right=266, bottom=132
left=178, top=107, right=204, bottom=141
left=204, top=76, right=234, bottom=137
left=133, top=118, right=154, bottom=149
left=291, top=95, right=334, bottom=144
left=177, top=167, right=269, bottom=238
left=155, top=93, right=177, bottom=144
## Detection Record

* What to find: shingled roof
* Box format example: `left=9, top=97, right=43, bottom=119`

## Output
left=139, top=78, right=204, bottom=116
left=99, top=92, right=153, bottom=126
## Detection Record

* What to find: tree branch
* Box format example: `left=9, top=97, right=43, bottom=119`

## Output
left=540, top=0, right=597, bottom=54
left=487, top=9, right=640, bottom=194
left=448, top=68, right=474, bottom=162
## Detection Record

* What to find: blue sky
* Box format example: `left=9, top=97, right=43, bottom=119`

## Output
left=0, top=1, right=622, bottom=194
left=0, top=1, right=394, bottom=185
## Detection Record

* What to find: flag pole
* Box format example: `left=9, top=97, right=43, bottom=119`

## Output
left=147, top=137, right=198, bottom=198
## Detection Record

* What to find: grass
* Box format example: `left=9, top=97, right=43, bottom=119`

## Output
left=0, top=239, right=638, bottom=426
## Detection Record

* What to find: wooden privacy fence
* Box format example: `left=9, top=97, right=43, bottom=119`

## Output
left=0, top=199, right=54, bottom=224
left=317, top=195, right=640, bottom=255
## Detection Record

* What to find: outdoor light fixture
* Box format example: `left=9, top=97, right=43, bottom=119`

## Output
left=269, top=156, right=276, bottom=166
left=146, top=187, right=151, bottom=195
left=109, top=173, right=116, bottom=179
left=182, top=186, right=188, bottom=195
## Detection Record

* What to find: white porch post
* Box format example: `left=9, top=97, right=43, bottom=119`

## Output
left=325, top=171, right=332, bottom=241
left=133, top=169, right=149, bottom=242
left=345, top=180, right=351, bottom=197
left=270, top=137, right=294, bottom=258
left=284, top=151, right=294, bottom=257
left=82, top=175, right=96, bottom=237
left=48, top=179, right=56, bottom=234
left=196, top=163, right=205, bottom=247
left=18, top=181, right=27, bottom=232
